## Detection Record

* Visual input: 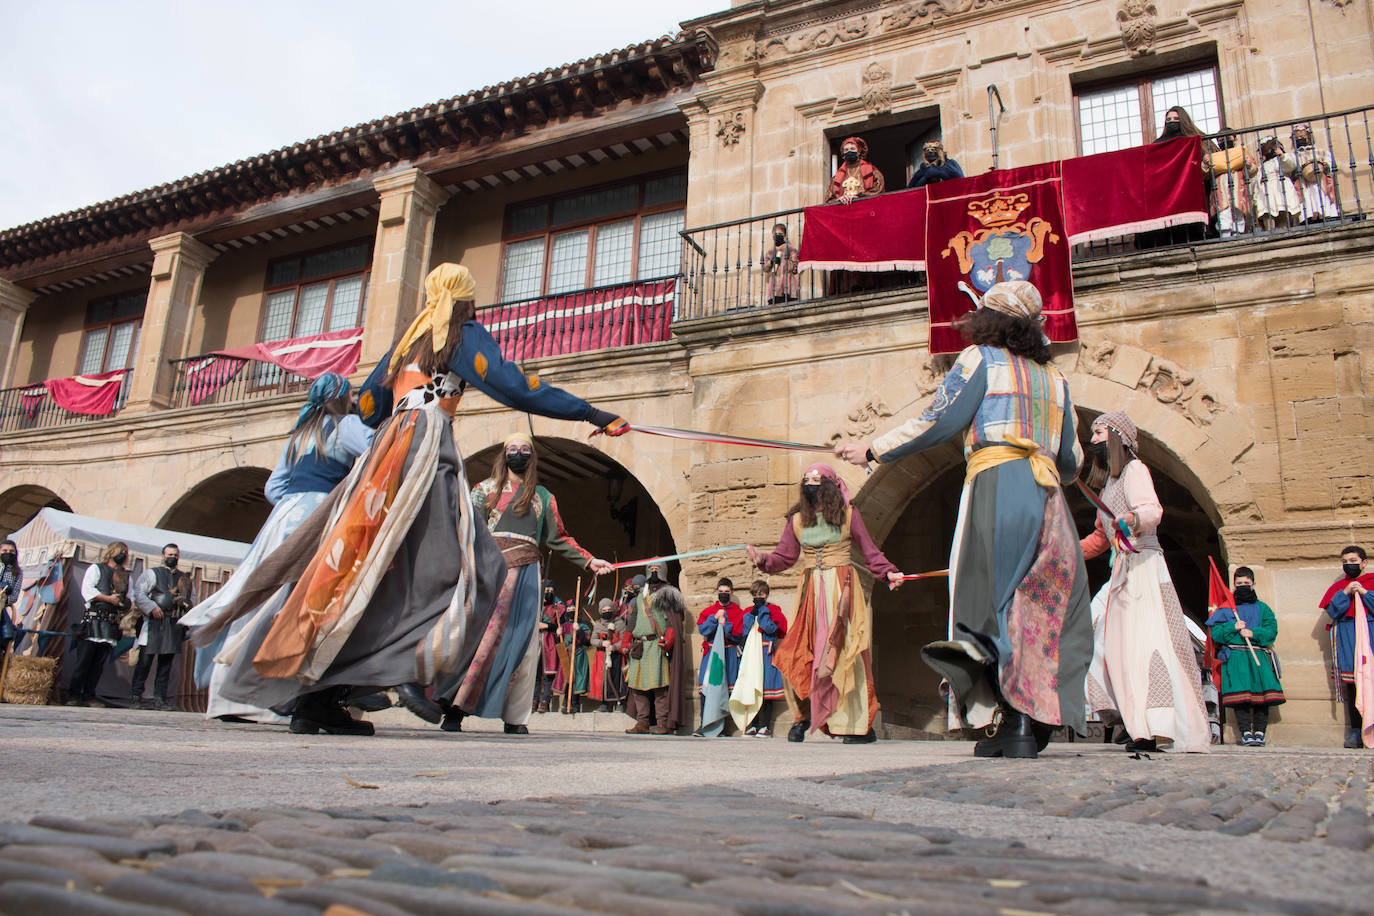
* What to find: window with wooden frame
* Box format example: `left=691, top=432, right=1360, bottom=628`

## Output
left=78, top=290, right=144, bottom=375
left=1075, top=62, right=1223, bottom=156
left=259, top=238, right=372, bottom=344
left=497, top=171, right=687, bottom=303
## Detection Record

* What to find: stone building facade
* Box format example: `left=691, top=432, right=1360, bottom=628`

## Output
left=2, top=0, right=1373, bottom=744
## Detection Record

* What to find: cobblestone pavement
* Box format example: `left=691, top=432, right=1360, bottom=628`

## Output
left=1, top=705, right=1370, bottom=915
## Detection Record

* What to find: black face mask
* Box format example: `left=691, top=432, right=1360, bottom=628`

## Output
left=163, top=556, right=179, bottom=569
left=801, top=483, right=821, bottom=502
left=716, top=592, right=731, bottom=605
left=113, top=553, right=128, bottom=565
left=1090, top=441, right=1110, bottom=465
left=1161, top=121, right=1182, bottom=138
left=544, top=590, right=555, bottom=603
left=753, top=596, right=766, bottom=608
left=842, top=150, right=859, bottom=164
left=773, top=234, right=785, bottom=244
left=1344, top=562, right=1363, bottom=580
left=1232, top=585, right=1257, bottom=605
left=0, top=553, right=15, bottom=567
left=505, top=452, right=531, bottom=473
left=924, top=149, right=939, bottom=163
left=647, top=570, right=663, bottom=584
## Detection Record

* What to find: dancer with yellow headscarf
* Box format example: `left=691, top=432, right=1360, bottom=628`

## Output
left=199, top=263, right=628, bottom=735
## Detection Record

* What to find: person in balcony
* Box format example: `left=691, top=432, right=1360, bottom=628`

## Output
left=827, top=136, right=885, bottom=204
left=906, top=140, right=964, bottom=190
left=192, top=262, right=629, bottom=736
left=181, top=373, right=371, bottom=725
left=762, top=223, right=800, bottom=305
left=1291, top=123, right=1340, bottom=224
left=747, top=464, right=904, bottom=745
left=1207, top=134, right=1256, bottom=239
left=1250, top=135, right=1303, bottom=231
left=1137, top=106, right=1214, bottom=247
left=835, top=281, right=1091, bottom=759
left=423, top=432, right=612, bottom=735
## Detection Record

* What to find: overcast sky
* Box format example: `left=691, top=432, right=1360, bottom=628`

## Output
left=0, top=0, right=724, bottom=231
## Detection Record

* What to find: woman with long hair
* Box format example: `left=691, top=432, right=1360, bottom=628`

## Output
left=181, top=372, right=371, bottom=724
left=1138, top=105, right=1216, bottom=247
left=1080, top=411, right=1210, bottom=753
left=69, top=541, right=132, bottom=706
left=193, top=263, right=627, bottom=735
left=413, top=431, right=611, bottom=734
left=836, top=281, right=1092, bottom=759
left=747, top=463, right=903, bottom=744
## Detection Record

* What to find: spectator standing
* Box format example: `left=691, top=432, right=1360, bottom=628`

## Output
left=827, top=136, right=885, bottom=204
left=1320, top=546, right=1374, bottom=748
left=1205, top=566, right=1284, bottom=746
left=762, top=224, right=801, bottom=305
left=1291, top=123, right=1340, bottom=223
left=1250, top=136, right=1302, bottom=230
left=69, top=541, right=131, bottom=706
left=742, top=580, right=788, bottom=736
left=130, top=543, right=195, bottom=710
left=0, top=539, right=22, bottom=656
left=1207, top=134, right=1256, bottom=238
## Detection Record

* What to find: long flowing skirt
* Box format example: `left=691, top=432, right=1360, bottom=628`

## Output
left=442, top=561, right=538, bottom=718
left=921, top=461, right=1092, bottom=733
left=181, top=490, right=328, bottom=722
left=775, top=565, right=876, bottom=736
left=202, top=410, right=506, bottom=710
left=1095, top=549, right=1210, bottom=752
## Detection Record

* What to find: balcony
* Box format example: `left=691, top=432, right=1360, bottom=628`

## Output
left=0, top=375, right=129, bottom=433
left=678, top=106, right=1374, bottom=319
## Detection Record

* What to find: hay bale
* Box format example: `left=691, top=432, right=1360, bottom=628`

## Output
left=2, top=655, right=59, bottom=705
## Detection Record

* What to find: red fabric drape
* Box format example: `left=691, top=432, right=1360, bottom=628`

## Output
left=483, top=279, right=675, bottom=361
left=795, top=189, right=927, bottom=272
left=1062, top=136, right=1208, bottom=242
left=183, top=356, right=246, bottom=406
left=44, top=369, right=125, bottom=416
left=214, top=327, right=363, bottom=379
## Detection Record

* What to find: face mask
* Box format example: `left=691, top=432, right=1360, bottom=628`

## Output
left=0, top=553, right=15, bottom=566
left=113, top=552, right=128, bottom=564
left=1090, top=441, right=1110, bottom=465
left=753, top=596, right=765, bottom=608
left=717, top=592, right=731, bottom=605
left=1161, top=121, right=1182, bottom=137
left=1294, top=135, right=1312, bottom=150
left=647, top=570, right=663, bottom=584
left=1232, top=586, right=1257, bottom=605
left=505, top=451, right=531, bottom=473
left=843, top=150, right=859, bottom=163
left=1344, top=562, right=1363, bottom=580
left=163, top=556, right=179, bottom=569
left=924, top=148, right=939, bottom=163
left=773, top=234, right=785, bottom=244
left=544, top=591, right=555, bottom=602
left=801, top=483, right=821, bottom=502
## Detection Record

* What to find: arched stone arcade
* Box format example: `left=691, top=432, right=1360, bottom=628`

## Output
left=0, top=484, right=72, bottom=537
left=156, top=467, right=273, bottom=544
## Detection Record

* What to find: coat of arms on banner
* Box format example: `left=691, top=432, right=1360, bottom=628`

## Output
left=942, top=190, right=1060, bottom=293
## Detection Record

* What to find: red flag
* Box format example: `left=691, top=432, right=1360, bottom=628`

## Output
left=1205, top=558, right=1233, bottom=690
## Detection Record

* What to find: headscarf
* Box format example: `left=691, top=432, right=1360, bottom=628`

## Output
left=804, top=461, right=850, bottom=501
left=597, top=598, right=616, bottom=617
left=295, top=373, right=351, bottom=428
left=840, top=136, right=869, bottom=160
left=630, top=574, right=646, bottom=588
left=980, top=280, right=1043, bottom=322
left=388, top=263, right=478, bottom=375
left=503, top=432, right=533, bottom=450
left=1093, top=410, right=1138, bottom=450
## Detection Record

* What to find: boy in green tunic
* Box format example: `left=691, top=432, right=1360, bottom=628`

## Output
left=1206, top=567, right=1284, bottom=746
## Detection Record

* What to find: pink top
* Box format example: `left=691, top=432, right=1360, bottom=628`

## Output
left=756, top=509, right=898, bottom=578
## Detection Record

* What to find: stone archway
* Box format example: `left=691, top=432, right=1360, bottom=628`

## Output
left=0, top=484, right=73, bottom=537
left=157, top=467, right=272, bottom=543
left=464, top=436, right=679, bottom=599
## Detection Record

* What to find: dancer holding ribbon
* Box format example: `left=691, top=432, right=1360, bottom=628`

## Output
left=836, top=280, right=1091, bottom=759
left=1080, top=411, right=1210, bottom=753
left=195, top=263, right=628, bottom=736
left=747, top=463, right=903, bottom=745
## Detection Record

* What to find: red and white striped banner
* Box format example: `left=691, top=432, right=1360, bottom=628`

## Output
left=483, top=279, right=675, bottom=361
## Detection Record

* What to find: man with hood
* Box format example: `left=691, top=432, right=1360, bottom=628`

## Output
left=623, top=563, right=688, bottom=734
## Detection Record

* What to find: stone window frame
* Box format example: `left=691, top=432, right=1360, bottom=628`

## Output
left=257, top=237, right=374, bottom=345
left=1071, top=56, right=1225, bottom=156
left=77, top=289, right=145, bottom=375
left=495, top=168, right=688, bottom=304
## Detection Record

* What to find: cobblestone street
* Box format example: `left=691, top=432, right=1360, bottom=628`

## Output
left=0, top=705, right=1370, bottom=914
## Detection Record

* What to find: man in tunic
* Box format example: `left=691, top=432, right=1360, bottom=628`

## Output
left=742, top=580, right=788, bottom=736
left=827, top=136, right=885, bottom=204
left=624, top=564, right=687, bottom=734
left=130, top=543, right=195, bottom=710
left=1321, top=546, right=1374, bottom=748
left=1206, top=566, right=1283, bottom=747
left=588, top=598, right=626, bottom=712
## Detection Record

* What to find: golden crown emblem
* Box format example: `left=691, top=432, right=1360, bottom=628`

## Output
left=967, top=191, right=1031, bottom=228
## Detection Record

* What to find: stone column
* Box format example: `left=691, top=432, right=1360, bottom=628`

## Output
left=122, top=232, right=217, bottom=412
left=0, top=278, right=37, bottom=388
left=360, top=168, right=450, bottom=369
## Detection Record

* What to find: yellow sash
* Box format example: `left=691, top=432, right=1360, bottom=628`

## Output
left=965, top=435, right=1060, bottom=488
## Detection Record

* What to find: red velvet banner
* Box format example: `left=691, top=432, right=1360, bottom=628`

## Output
left=795, top=188, right=927, bottom=271
left=45, top=369, right=125, bottom=416
left=925, top=161, right=1076, bottom=354
left=1062, top=136, right=1207, bottom=242
left=215, top=327, right=363, bottom=379
left=482, top=279, right=675, bottom=361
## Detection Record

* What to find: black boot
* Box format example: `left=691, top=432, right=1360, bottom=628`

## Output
left=787, top=720, right=809, bottom=743
left=842, top=729, right=877, bottom=744
left=439, top=707, right=465, bottom=733
left=394, top=682, right=442, bottom=724
left=290, top=690, right=375, bottom=736
left=504, top=722, right=529, bottom=735
left=973, top=710, right=1039, bottom=758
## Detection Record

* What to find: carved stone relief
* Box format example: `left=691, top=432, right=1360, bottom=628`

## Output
left=830, top=361, right=944, bottom=443
left=880, top=0, right=1012, bottom=33
left=1117, top=0, right=1159, bottom=57
left=861, top=63, right=893, bottom=115
left=714, top=111, right=747, bottom=148
left=1079, top=337, right=1222, bottom=426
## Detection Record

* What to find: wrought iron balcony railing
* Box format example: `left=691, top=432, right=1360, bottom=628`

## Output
left=0, top=380, right=129, bottom=433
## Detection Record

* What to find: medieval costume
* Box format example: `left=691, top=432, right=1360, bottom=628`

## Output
left=751, top=464, right=899, bottom=744
left=1292, top=125, right=1340, bottom=222
left=624, top=570, right=688, bottom=734
left=0, top=547, right=23, bottom=656
left=1205, top=583, right=1283, bottom=746
left=1320, top=562, right=1374, bottom=748
left=697, top=593, right=747, bottom=693
left=743, top=588, right=788, bottom=735
left=846, top=282, right=1092, bottom=758
left=1250, top=137, right=1302, bottom=229
left=192, top=263, right=627, bottom=735
left=434, top=433, right=606, bottom=733
left=763, top=224, right=801, bottom=304
left=1080, top=411, right=1210, bottom=753
left=555, top=607, right=591, bottom=711
left=827, top=136, right=885, bottom=203
left=68, top=544, right=131, bottom=706
left=588, top=599, right=626, bottom=711
left=130, top=553, right=195, bottom=709
left=182, top=374, right=372, bottom=724
left=907, top=140, right=964, bottom=190
left=1207, top=137, right=1256, bottom=238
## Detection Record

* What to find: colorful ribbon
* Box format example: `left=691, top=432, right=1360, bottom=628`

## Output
left=609, top=544, right=750, bottom=570
left=1073, top=479, right=1139, bottom=554
left=603, top=424, right=834, bottom=453
left=895, top=570, right=949, bottom=582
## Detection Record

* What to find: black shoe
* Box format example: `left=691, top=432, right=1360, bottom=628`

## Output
left=394, top=683, right=442, bottom=724
left=973, top=711, right=1039, bottom=759
left=843, top=729, right=877, bottom=744
left=440, top=709, right=464, bottom=733
left=1345, top=729, right=1362, bottom=749
left=290, top=692, right=375, bottom=736
left=596, top=703, right=611, bottom=713
left=787, top=720, right=809, bottom=743
left=504, top=723, right=529, bottom=735
left=153, top=697, right=173, bottom=711
left=214, top=714, right=255, bottom=724
left=1124, top=737, right=1158, bottom=753
left=348, top=692, right=392, bottom=713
